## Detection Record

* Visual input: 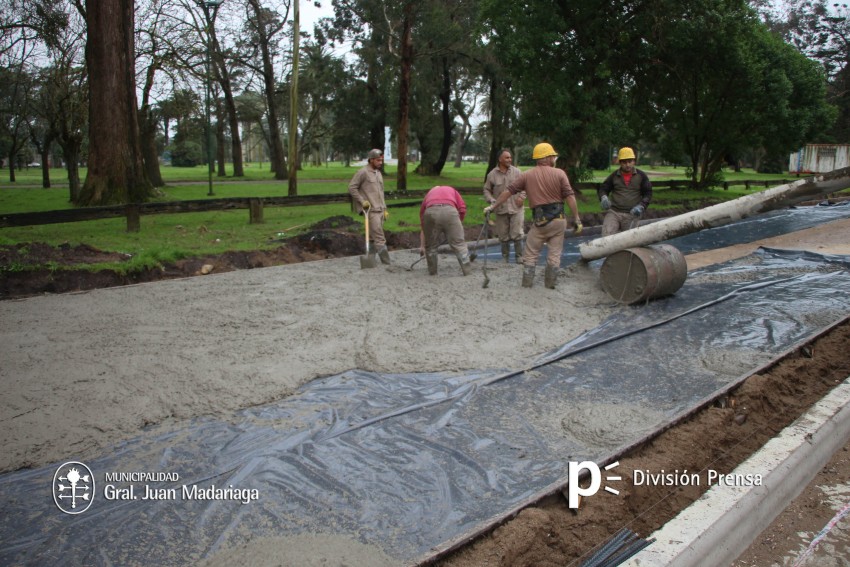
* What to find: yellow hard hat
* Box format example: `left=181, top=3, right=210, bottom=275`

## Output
left=617, top=147, right=636, bottom=161
left=532, top=142, right=558, bottom=160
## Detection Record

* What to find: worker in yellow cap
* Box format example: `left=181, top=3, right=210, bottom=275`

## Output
left=598, top=147, right=653, bottom=236
left=484, top=142, right=581, bottom=289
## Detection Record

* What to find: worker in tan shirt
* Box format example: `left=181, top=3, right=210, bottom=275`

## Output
left=348, top=149, right=390, bottom=264
left=483, top=149, right=525, bottom=263
left=485, top=143, right=582, bottom=289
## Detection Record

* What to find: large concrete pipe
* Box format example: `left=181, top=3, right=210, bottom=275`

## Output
left=580, top=167, right=850, bottom=262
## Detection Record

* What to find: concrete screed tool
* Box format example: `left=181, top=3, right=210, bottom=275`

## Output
left=360, top=203, right=378, bottom=269
left=468, top=213, right=490, bottom=263
left=406, top=238, right=447, bottom=271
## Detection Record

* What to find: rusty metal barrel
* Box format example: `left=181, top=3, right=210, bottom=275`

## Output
left=599, top=244, right=687, bottom=304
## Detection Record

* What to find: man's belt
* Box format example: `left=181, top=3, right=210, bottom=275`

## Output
left=532, top=203, right=565, bottom=227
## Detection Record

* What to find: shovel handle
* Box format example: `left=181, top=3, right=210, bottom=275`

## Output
left=363, top=202, right=371, bottom=252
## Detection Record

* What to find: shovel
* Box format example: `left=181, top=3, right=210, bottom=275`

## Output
left=359, top=204, right=377, bottom=269
left=468, top=213, right=491, bottom=263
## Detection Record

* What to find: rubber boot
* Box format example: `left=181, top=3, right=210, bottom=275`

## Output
left=513, top=239, right=524, bottom=264
left=544, top=265, right=558, bottom=289
left=426, top=253, right=438, bottom=275
left=521, top=265, right=535, bottom=288
left=500, top=241, right=510, bottom=263
left=377, top=247, right=391, bottom=265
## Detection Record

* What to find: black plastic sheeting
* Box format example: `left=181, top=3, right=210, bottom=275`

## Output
left=2, top=206, right=850, bottom=566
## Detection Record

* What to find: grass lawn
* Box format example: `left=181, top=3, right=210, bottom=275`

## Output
left=0, top=161, right=831, bottom=273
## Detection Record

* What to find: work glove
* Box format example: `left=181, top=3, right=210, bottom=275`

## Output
left=362, top=200, right=371, bottom=210
left=600, top=195, right=610, bottom=211
left=630, top=204, right=645, bottom=217
left=483, top=205, right=494, bottom=215
left=573, top=221, right=583, bottom=236
left=383, top=210, right=390, bottom=220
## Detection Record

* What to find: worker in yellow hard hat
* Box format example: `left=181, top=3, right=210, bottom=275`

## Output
left=598, top=147, right=653, bottom=236
left=484, top=142, right=581, bottom=289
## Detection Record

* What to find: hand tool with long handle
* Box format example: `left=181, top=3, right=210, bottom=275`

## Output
left=468, top=216, right=490, bottom=263
left=359, top=203, right=378, bottom=269
left=406, top=237, right=446, bottom=271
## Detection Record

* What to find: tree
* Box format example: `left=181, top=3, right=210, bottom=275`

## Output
left=2, top=0, right=68, bottom=58
left=451, top=69, right=481, bottom=168
left=0, top=65, right=34, bottom=183
left=633, top=0, right=835, bottom=186
left=329, top=75, right=373, bottom=164
left=74, top=0, right=153, bottom=206
left=33, top=7, right=89, bottom=202
left=480, top=0, right=633, bottom=180
left=28, top=115, right=55, bottom=188
left=767, top=1, right=850, bottom=141
left=135, top=0, right=185, bottom=188
left=323, top=0, right=392, bottom=164
left=409, top=0, right=482, bottom=177
left=295, top=43, right=351, bottom=167
left=241, top=0, right=290, bottom=180
left=210, top=15, right=245, bottom=177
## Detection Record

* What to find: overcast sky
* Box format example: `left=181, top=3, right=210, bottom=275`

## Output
left=300, top=0, right=333, bottom=30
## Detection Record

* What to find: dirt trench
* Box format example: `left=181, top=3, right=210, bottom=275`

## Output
left=436, top=319, right=850, bottom=566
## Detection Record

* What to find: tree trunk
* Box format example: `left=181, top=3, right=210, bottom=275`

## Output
left=138, top=53, right=164, bottom=188
left=65, top=142, right=82, bottom=203
left=396, top=3, right=415, bottom=191
left=453, top=116, right=470, bottom=169
left=139, top=107, right=164, bottom=187
left=78, top=0, right=153, bottom=206
left=216, top=101, right=226, bottom=177
left=247, top=0, right=286, bottom=180
left=486, top=76, right=511, bottom=180
left=40, top=144, right=52, bottom=188
left=7, top=153, right=17, bottom=182
left=418, top=56, right=453, bottom=176
left=213, top=37, right=244, bottom=177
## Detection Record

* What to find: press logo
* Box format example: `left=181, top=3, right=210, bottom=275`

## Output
left=567, top=461, right=622, bottom=508
left=53, top=462, right=95, bottom=514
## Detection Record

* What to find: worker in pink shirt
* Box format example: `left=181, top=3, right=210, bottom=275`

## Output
left=419, top=185, right=471, bottom=276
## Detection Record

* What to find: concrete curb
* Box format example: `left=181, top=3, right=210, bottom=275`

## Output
left=627, top=377, right=850, bottom=566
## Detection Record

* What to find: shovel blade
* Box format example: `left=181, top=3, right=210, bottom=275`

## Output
left=360, top=253, right=378, bottom=269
